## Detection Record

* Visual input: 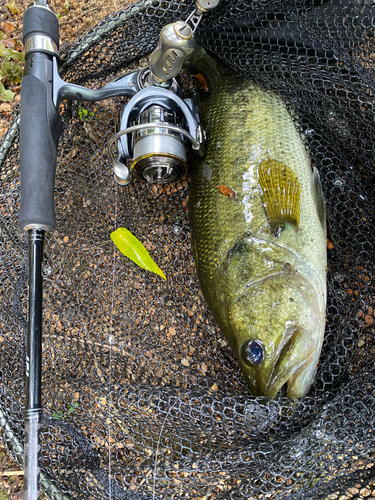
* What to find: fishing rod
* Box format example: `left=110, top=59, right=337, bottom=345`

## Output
left=20, top=1, right=60, bottom=498
left=19, top=0, right=219, bottom=497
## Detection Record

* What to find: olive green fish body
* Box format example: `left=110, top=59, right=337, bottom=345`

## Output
left=188, top=50, right=327, bottom=398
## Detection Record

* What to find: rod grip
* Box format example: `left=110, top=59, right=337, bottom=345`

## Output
left=19, top=72, right=61, bottom=232
left=22, top=5, right=59, bottom=48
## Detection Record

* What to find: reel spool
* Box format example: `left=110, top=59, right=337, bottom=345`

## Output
left=130, top=104, right=188, bottom=184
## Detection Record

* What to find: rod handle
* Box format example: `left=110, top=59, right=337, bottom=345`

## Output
left=19, top=65, right=61, bottom=232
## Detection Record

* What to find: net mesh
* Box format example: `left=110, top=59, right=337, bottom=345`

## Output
left=1, top=0, right=375, bottom=498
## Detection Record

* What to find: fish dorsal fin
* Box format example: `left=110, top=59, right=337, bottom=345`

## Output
left=258, top=159, right=301, bottom=236
left=311, top=166, right=326, bottom=230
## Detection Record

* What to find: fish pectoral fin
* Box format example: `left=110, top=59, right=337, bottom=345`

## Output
left=265, top=328, right=316, bottom=399
left=311, top=166, right=326, bottom=230
left=258, top=159, right=301, bottom=236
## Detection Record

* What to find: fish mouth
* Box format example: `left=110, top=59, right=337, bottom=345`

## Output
left=264, top=326, right=317, bottom=399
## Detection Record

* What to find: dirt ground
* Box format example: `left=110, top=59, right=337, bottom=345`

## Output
left=0, top=1, right=129, bottom=497
left=0, top=0, right=124, bottom=141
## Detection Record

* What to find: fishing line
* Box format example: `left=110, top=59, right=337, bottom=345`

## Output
left=152, top=396, right=181, bottom=500
left=108, top=182, right=118, bottom=500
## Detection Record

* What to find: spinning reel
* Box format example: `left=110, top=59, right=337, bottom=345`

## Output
left=107, top=10, right=214, bottom=185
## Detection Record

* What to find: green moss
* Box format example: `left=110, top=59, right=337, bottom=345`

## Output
left=0, top=42, right=24, bottom=101
left=5, top=0, right=19, bottom=15
left=78, top=106, right=95, bottom=121
left=1, top=60, right=23, bottom=84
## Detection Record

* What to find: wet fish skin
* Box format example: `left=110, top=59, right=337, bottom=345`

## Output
left=187, top=49, right=327, bottom=398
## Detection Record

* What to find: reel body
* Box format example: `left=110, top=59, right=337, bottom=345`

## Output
left=115, top=79, right=202, bottom=185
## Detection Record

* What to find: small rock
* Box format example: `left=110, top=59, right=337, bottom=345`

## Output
left=0, top=103, right=13, bottom=113
left=365, top=314, right=373, bottom=326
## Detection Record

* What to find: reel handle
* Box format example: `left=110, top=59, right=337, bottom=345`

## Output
left=19, top=5, right=61, bottom=232
left=150, top=21, right=196, bottom=83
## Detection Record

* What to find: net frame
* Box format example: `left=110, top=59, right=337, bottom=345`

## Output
left=0, top=1, right=374, bottom=498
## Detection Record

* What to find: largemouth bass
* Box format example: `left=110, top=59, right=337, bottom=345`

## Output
left=187, top=49, right=327, bottom=398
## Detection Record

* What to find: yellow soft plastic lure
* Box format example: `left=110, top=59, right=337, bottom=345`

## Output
left=111, top=227, right=166, bottom=280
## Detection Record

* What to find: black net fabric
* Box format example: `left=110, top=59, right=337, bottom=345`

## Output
left=1, top=0, right=375, bottom=498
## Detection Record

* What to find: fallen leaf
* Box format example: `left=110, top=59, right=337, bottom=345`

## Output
left=195, top=73, right=209, bottom=92
left=327, top=238, right=334, bottom=250
left=218, top=185, right=236, bottom=199
left=111, top=227, right=166, bottom=280
left=2, top=39, right=15, bottom=48
left=0, top=82, right=14, bottom=102
left=0, top=45, right=24, bottom=61
left=5, top=1, right=19, bottom=15
left=1, top=22, right=16, bottom=33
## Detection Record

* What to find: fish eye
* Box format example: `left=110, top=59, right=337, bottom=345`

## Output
left=240, top=339, right=265, bottom=366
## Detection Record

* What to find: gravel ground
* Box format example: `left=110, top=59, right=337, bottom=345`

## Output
left=0, top=1, right=129, bottom=497
left=2, top=2, right=375, bottom=500
left=0, top=0, right=124, bottom=141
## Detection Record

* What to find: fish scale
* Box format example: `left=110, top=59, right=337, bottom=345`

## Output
left=187, top=48, right=327, bottom=398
